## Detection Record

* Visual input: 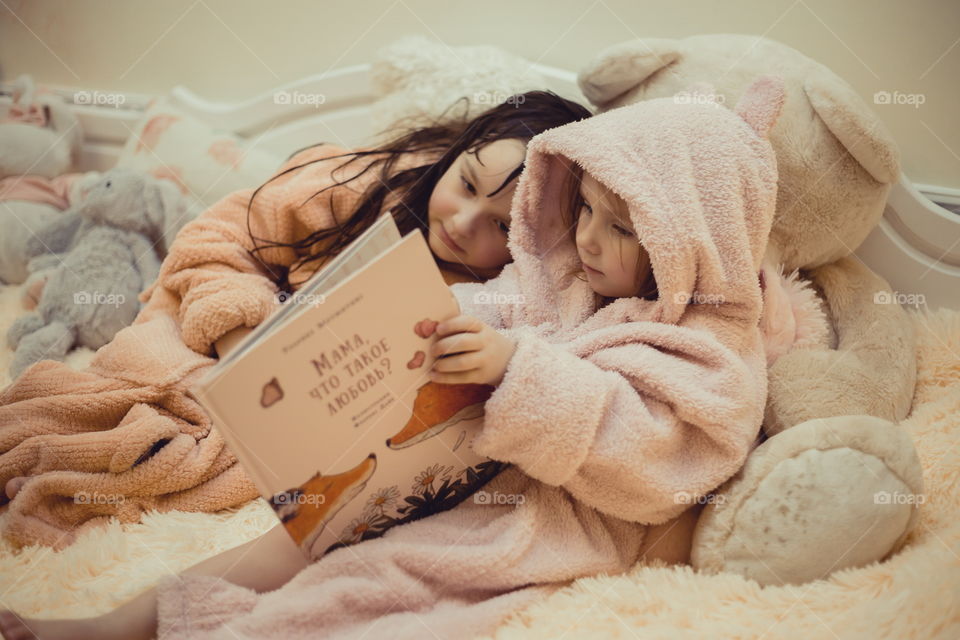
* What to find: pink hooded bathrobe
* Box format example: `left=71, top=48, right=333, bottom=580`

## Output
left=155, top=76, right=785, bottom=639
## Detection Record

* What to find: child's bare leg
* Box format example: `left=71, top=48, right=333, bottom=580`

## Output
left=180, top=520, right=310, bottom=591
left=0, top=523, right=308, bottom=640
left=637, top=503, right=704, bottom=567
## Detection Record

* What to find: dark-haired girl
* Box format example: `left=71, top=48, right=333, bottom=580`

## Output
left=0, top=91, right=592, bottom=640
left=163, top=91, right=592, bottom=359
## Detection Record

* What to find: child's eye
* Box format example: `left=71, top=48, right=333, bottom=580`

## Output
left=460, top=176, right=476, bottom=195
left=613, top=224, right=634, bottom=237
left=495, top=219, right=510, bottom=234
left=580, top=202, right=592, bottom=215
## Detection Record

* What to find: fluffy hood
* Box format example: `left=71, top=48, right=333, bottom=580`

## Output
left=449, top=76, right=787, bottom=526
left=501, top=76, right=785, bottom=335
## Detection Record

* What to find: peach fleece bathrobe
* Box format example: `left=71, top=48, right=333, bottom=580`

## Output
left=154, top=77, right=785, bottom=640
left=0, top=145, right=467, bottom=549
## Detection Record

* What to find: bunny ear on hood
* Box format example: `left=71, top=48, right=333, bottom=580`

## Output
left=504, top=75, right=785, bottom=333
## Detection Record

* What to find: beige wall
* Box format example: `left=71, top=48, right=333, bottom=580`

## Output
left=2, top=0, right=958, bottom=188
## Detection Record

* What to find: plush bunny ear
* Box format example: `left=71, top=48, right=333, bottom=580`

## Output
left=141, top=179, right=177, bottom=255
left=154, top=180, right=194, bottom=258
left=734, top=75, right=786, bottom=139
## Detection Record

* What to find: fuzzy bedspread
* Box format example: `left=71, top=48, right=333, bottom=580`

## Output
left=0, top=301, right=957, bottom=639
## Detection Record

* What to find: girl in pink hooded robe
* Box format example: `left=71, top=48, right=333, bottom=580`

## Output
left=0, top=76, right=784, bottom=640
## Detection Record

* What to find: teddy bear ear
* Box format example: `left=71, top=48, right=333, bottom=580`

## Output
left=803, top=66, right=899, bottom=184
left=734, top=75, right=786, bottom=140
left=577, top=38, right=682, bottom=108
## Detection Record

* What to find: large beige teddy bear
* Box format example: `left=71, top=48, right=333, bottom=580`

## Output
left=578, top=34, right=924, bottom=586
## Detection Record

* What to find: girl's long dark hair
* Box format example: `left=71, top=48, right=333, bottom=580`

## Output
left=245, top=90, right=593, bottom=292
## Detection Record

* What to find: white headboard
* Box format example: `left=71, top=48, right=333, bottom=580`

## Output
left=3, top=63, right=957, bottom=311
left=30, top=63, right=586, bottom=171
left=857, top=179, right=959, bottom=311
left=168, top=62, right=588, bottom=158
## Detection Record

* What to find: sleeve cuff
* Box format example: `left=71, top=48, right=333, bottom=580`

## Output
left=472, top=328, right=609, bottom=486
left=180, top=275, right=278, bottom=355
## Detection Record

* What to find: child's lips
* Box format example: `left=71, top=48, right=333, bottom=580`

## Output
left=439, top=225, right=465, bottom=253
left=583, top=263, right=603, bottom=275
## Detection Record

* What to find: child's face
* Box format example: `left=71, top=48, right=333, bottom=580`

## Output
left=575, top=173, right=652, bottom=298
left=427, top=139, right=526, bottom=274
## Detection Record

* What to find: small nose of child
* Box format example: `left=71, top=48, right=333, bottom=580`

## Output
left=578, top=229, right=601, bottom=255
left=452, top=206, right=485, bottom=235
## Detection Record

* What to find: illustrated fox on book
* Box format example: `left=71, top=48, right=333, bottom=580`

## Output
left=270, top=453, right=379, bottom=556
left=265, top=317, right=495, bottom=557
left=193, top=216, right=507, bottom=560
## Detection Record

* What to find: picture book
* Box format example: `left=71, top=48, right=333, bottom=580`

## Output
left=190, top=213, right=507, bottom=560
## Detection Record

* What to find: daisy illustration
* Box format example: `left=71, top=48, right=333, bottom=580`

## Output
left=411, top=464, right=454, bottom=496
left=340, top=510, right=381, bottom=544
left=365, top=485, right=401, bottom=514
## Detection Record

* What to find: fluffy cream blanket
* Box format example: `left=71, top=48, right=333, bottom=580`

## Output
left=1, top=286, right=958, bottom=639
left=487, top=307, right=960, bottom=639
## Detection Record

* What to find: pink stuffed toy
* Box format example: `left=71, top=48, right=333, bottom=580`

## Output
left=758, top=258, right=832, bottom=367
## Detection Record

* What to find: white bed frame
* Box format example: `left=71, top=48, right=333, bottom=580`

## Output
left=2, top=64, right=958, bottom=311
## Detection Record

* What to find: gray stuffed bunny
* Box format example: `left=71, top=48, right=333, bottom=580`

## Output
left=6, top=168, right=192, bottom=379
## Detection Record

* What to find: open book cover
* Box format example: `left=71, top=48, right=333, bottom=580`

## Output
left=190, top=213, right=507, bottom=561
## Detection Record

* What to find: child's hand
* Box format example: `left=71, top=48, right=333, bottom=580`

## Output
left=429, top=315, right=516, bottom=386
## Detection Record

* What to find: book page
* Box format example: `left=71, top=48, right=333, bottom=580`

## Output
left=191, top=230, right=499, bottom=562
left=217, top=212, right=401, bottom=367
left=296, top=213, right=402, bottom=300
